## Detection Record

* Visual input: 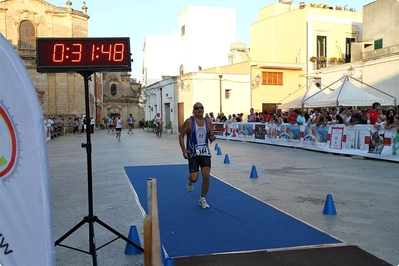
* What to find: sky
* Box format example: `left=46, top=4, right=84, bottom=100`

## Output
left=48, top=0, right=373, bottom=81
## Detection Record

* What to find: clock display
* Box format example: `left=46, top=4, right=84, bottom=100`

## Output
left=36, top=37, right=131, bottom=73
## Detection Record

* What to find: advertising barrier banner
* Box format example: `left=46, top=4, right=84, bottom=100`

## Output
left=213, top=122, right=399, bottom=162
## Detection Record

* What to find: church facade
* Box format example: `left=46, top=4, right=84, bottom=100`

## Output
left=0, top=0, right=141, bottom=126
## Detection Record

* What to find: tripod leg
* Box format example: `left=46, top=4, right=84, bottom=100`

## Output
left=96, top=218, right=144, bottom=252
left=88, top=217, right=98, bottom=265
left=55, top=218, right=87, bottom=246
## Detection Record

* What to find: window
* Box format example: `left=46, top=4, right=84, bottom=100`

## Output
left=19, top=21, right=35, bottom=49
left=374, top=39, right=383, bottom=50
left=316, top=35, right=327, bottom=57
left=225, top=89, right=232, bottom=99
left=262, top=72, right=283, bottom=86
left=110, top=84, right=117, bottom=96
left=181, top=25, right=185, bottom=36
left=345, top=38, right=355, bottom=63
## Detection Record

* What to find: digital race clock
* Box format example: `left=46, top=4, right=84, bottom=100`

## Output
left=36, top=37, right=131, bottom=73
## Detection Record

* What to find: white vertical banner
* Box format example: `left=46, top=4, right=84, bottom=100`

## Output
left=0, top=34, right=56, bottom=265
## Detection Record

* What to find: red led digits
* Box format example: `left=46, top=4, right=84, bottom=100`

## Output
left=71, top=44, right=82, bottom=62
left=53, top=44, right=65, bottom=62
left=114, top=43, right=124, bottom=61
left=101, top=44, right=112, bottom=61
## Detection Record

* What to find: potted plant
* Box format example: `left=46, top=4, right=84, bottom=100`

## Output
left=329, top=57, right=337, bottom=63
left=165, top=121, right=172, bottom=134
left=143, top=120, right=149, bottom=131
left=309, top=56, right=317, bottom=63
left=338, top=58, right=346, bottom=64
left=319, top=56, right=326, bottom=62
left=147, top=120, right=154, bottom=132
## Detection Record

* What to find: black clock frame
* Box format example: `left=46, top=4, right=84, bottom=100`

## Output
left=36, top=37, right=132, bottom=73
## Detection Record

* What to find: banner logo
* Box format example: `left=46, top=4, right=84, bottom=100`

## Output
left=0, top=100, right=21, bottom=183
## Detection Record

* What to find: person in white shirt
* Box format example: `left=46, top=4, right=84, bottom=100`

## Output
left=155, top=113, right=162, bottom=135
left=90, top=116, right=95, bottom=133
left=115, top=114, right=123, bottom=141
left=374, top=117, right=386, bottom=139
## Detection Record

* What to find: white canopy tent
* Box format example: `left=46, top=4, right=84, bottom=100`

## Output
left=278, top=82, right=327, bottom=109
left=303, top=77, right=396, bottom=108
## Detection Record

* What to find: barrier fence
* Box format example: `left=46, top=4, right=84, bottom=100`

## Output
left=213, top=122, right=399, bottom=162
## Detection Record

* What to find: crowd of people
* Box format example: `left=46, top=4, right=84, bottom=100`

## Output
left=46, top=114, right=113, bottom=139
left=206, top=103, right=399, bottom=130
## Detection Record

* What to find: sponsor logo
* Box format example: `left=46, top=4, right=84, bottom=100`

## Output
left=0, top=100, right=21, bottom=183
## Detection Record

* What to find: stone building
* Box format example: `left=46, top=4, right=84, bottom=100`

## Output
left=0, top=0, right=142, bottom=127
left=0, top=0, right=89, bottom=118
left=102, top=72, right=143, bottom=125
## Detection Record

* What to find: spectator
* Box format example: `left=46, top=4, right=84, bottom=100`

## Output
left=349, top=107, right=362, bottom=125
left=248, top=108, right=256, bottom=122
left=309, top=109, right=321, bottom=125
left=296, top=110, right=306, bottom=125
left=374, top=117, right=386, bottom=138
left=263, top=111, right=271, bottom=123
left=219, top=112, right=227, bottom=122
left=365, top=102, right=381, bottom=125
left=385, top=109, right=398, bottom=129
left=90, top=116, right=95, bottom=133
left=226, top=114, right=233, bottom=123
left=330, top=107, right=344, bottom=124
left=209, top=112, right=216, bottom=122
left=316, top=108, right=328, bottom=126
left=236, top=113, right=242, bottom=122
left=288, top=109, right=298, bottom=124
left=73, top=115, right=79, bottom=134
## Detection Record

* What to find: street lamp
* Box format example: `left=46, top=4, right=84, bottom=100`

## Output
left=251, top=74, right=262, bottom=89
left=219, top=74, right=223, bottom=113
left=347, top=66, right=355, bottom=77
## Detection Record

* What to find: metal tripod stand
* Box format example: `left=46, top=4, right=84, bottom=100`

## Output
left=54, top=72, right=143, bottom=266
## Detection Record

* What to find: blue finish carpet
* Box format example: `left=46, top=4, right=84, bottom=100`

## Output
left=125, top=164, right=341, bottom=258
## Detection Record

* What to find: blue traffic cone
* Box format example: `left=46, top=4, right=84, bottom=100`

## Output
left=214, top=143, right=219, bottom=150
left=323, top=194, right=337, bottom=215
left=223, top=154, right=230, bottom=164
left=124, top=225, right=142, bottom=255
left=217, top=147, right=222, bottom=155
left=161, top=245, right=166, bottom=264
left=164, top=258, right=175, bottom=266
left=250, top=165, right=258, bottom=178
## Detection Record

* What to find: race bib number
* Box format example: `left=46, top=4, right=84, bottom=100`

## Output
left=195, top=144, right=210, bottom=156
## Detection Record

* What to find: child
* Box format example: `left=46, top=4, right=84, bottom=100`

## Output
left=374, top=117, right=386, bottom=139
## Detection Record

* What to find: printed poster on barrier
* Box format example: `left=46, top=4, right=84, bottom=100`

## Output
left=213, top=123, right=224, bottom=136
left=345, top=127, right=366, bottom=150
left=237, top=123, right=253, bottom=138
left=279, top=124, right=300, bottom=143
left=300, top=125, right=329, bottom=148
left=266, top=123, right=279, bottom=142
left=367, top=129, right=385, bottom=155
left=254, top=124, right=265, bottom=140
left=330, top=127, right=344, bottom=149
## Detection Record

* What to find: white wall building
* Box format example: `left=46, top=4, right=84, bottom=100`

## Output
left=143, top=5, right=236, bottom=86
left=177, top=6, right=236, bottom=74
left=144, top=76, right=178, bottom=133
left=143, top=32, right=180, bottom=87
left=320, top=0, right=399, bottom=107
